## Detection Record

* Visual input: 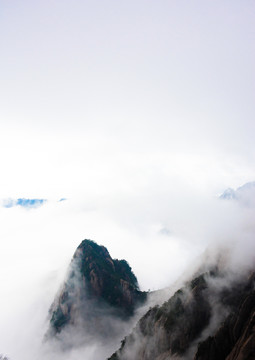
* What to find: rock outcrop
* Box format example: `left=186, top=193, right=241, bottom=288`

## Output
left=48, top=240, right=147, bottom=337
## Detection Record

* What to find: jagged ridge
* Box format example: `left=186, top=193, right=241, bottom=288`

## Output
left=108, top=270, right=255, bottom=360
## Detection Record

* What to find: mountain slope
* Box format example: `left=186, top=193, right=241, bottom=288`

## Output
left=108, top=269, right=255, bottom=360
left=194, top=273, right=255, bottom=360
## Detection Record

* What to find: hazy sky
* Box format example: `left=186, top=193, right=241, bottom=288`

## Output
left=1, top=0, right=255, bottom=198
left=0, top=1, right=255, bottom=358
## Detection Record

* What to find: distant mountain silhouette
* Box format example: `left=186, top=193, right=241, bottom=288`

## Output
left=220, top=181, right=255, bottom=206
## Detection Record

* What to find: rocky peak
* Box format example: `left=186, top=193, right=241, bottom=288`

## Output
left=48, top=239, right=147, bottom=336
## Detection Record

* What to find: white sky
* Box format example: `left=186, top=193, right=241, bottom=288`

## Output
left=0, top=1, right=255, bottom=358
left=1, top=0, right=255, bottom=197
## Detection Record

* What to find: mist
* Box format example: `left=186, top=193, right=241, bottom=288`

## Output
left=0, top=182, right=254, bottom=359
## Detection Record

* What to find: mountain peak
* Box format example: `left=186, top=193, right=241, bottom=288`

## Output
left=48, top=239, right=147, bottom=336
left=220, top=181, right=255, bottom=205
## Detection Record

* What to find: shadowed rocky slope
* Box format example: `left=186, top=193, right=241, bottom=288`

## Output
left=194, top=273, right=255, bottom=360
left=108, top=270, right=255, bottom=360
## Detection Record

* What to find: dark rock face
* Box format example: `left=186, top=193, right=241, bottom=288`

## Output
left=108, top=273, right=211, bottom=360
left=48, top=240, right=147, bottom=336
left=108, top=271, right=255, bottom=360
left=194, top=274, right=255, bottom=360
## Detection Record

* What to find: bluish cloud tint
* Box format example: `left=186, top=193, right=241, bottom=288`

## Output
left=3, top=198, right=47, bottom=209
